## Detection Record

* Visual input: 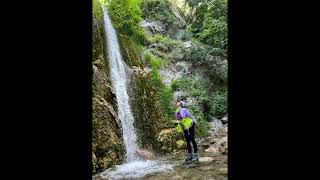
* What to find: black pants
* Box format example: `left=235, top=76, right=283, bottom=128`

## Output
left=183, top=125, right=197, bottom=153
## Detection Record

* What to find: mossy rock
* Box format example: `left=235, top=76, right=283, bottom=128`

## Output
left=118, top=34, right=143, bottom=68
left=157, top=128, right=185, bottom=153
left=92, top=96, right=125, bottom=173
left=129, top=70, right=165, bottom=151
left=176, top=140, right=186, bottom=149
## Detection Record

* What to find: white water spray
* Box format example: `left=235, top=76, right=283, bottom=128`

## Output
left=103, top=7, right=138, bottom=162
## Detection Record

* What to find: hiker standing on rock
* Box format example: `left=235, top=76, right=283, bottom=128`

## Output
left=175, top=99, right=199, bottom=163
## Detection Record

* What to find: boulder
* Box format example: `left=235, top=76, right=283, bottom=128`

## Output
left=140, top=20, right=165, bottom=36
left=158, top=128, right=184, bottom=153
left=136, top=149, right=156, bottom=160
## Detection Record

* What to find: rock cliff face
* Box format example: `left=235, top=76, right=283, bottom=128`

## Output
left=92, top=0, right=124, bottom=174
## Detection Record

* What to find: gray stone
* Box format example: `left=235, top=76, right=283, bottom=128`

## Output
left=221, top=114, right=228, bottom=124
left=210, top=118, right=223, bottom=137
left=136, top=149, right=156, bottom=160
left=140, top=20, right=165, bottom=36
left=175, top=61, right=191, bottom=75
left=173, top=90, right=188, bottom=101
left=159, top=68, right=178, bottom=86
left=182, top=41, right=194, bottom=49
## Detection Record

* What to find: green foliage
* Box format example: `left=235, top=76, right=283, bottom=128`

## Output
left=150, top=67, right=174, bottom=124
left=141, top=0, right=180, bottom=35
left=118, top=34, right=144, bottom=67
left=185, top=0, right=227, bottom=52
left=160, top=86, right=174, bottom=124
left=93, top=0, right=104, bottom=20
left=108, top=0, right=144, bottom=38
left=189, top=106, right=210, bottom=138
left=198, top=15, right=227, bottom=50
left=173, top=40, right=227, bottom=86
left=130, top=72, right=163, bottom=150
left=144, top=52, right=174, bottom=125
left=171, top=75, right=208, bottom=102
left=205, top=89, right=228, bottom=119
left=145, top=51, right=163, bottom=68
left=147, top=34, right=180, bottom=49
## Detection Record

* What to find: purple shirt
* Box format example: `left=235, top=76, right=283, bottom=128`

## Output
left=176, top=108, right=197, bottom=124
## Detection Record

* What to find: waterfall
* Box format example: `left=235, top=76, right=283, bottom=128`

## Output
left=100, top=7, right=173, bottom=179
left=103, top=7, right=138, bottom=162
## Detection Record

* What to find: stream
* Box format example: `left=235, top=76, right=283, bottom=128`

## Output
left=93, top=152, right=227, bottom=180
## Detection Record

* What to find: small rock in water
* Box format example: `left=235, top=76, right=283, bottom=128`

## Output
left=136, top=149, right=156, bottom=160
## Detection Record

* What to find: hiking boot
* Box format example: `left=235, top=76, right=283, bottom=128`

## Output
left=184, top=153, right=192, bottom=163
left=191, top=153, right=199, bottom=163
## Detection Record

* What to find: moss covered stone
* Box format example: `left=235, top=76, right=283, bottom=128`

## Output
left=118, top=34, right=143, bottom=68
left=129, top=69, right=163, bottom=151
left=157, top=128, right=185, bottom=153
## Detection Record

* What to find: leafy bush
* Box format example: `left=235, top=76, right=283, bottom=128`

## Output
left=171, top=75, right=208, bottom=103
left=108, top=0, right=146, bottom=43
left=146, top=34, right=180, bottom=50
left=206, top=89, right=228, bottom=119
left=144, top=52, right=174, bottom=124
left=198, top=16, right=227, bottom=50
left=145, top=51, right=163, bottom=68
left=185, top=0, right=227, bottom=52
left=189, top=106, right=210, bottom=138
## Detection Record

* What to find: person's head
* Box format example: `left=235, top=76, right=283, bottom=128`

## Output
left=176, top=100, right=181, bottom=107
left=176, top=99, right=184, bottom=107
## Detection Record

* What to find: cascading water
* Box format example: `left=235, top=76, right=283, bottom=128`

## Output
left=100, top=7, right=173, bottom=179
left=103, top=5, right=138, bottom=163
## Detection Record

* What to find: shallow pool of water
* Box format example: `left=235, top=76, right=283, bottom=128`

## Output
left=94, top=152, right=227, bottom=180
